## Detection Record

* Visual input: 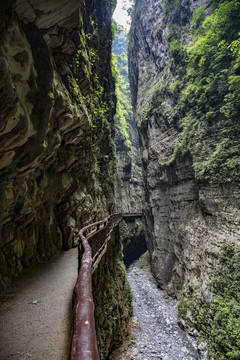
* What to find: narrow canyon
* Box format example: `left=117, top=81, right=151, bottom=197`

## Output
left=0, top=0, right=239, bottom=359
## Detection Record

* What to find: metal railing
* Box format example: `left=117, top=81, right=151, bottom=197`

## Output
left=69, top=213, right=142, bottom=360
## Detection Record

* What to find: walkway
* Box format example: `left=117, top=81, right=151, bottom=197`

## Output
left=0, top=248, right=78, bottom=360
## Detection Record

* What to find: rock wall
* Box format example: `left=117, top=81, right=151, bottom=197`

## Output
left=112, top=29, right=145, bottom=266
left=113, top=29, right=143, bottom=213
left=114, top=117, right=143, bottom=213
left=129, top=0, right=240, bottom=356
left=92, top=225, right=132, bottom=359
left=0, top=0, right=116, bottom=290
left=121, top=217, right=146, bottom=267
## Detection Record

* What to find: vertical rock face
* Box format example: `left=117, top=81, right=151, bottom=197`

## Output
left=113, top=29, right=143, bottom=214
left=129, top=0, right=240, bottom=356
left=0, top=1, right=134, bottom=357
left=0, top=0, right=116, bottom=290
left=114, top=115, right=143, bottom=213
left=112, top=29, right=145, bottom=264
left=92, top=226, right=132, bottom=360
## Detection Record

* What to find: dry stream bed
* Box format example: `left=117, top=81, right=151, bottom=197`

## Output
left=119, top=254, right=200, bottom=360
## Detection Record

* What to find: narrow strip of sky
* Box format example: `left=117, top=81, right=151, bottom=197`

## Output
left=113, top=0, right=132, bottom=30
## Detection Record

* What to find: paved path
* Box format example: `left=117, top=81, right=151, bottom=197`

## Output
left=0, top=248, right=78, bottom=360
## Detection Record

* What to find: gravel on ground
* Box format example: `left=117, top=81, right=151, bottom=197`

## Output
left=119, top=257, right=200, bottom=360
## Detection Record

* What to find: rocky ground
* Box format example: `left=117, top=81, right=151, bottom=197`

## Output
left=119, top=254, right=200, bottom=360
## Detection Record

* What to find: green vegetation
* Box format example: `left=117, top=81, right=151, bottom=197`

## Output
left=137, top=250, right=150, bottom=269
left=138, top=79, right=172, bottom=130
left=119, top=220, right=130, bottom=241
left=92, top=227, right=132, bottom=359
left=169, top=38, right=186, bottom=65
left=112, top=25, right=133, bottom=150
left=103, top=0, right=116, bottom=13
left=130, top=0, right=240, bottom=358
left=143, top=0, right=240, bottom=184
left=178, top=243, right=240, bottom=359
left=180, top=0, right=240, bottom=183
left=191, top=5, right=206, bottom=27
left=70, top=11, right=117, bottom=210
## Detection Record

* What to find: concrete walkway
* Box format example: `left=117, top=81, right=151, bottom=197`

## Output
left=0, top=248, right=78, bottom=360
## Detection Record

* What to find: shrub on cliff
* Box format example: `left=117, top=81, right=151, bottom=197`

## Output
left=179, top=243, right=240, bottom=359
left=169, top=0, right=240, bottom=184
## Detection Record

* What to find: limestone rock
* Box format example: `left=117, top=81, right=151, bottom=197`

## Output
left=0, top=0, right=116, bottom=290
left=129, top=0, right=240, bottom=354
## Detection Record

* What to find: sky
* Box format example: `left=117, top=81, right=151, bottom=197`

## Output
left=113, top=0, right=132, bottom=29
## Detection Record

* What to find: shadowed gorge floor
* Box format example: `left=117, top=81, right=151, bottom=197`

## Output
left=119, top=256, right=199, bottom=360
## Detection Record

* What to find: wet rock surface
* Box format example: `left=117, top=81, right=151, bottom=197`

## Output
left=121, top=260, right=199, bottom=360
left=0, top=0, right=116, bottom=290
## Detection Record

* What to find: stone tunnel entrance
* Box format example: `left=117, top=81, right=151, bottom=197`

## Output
left=120, top=215, right=147, bottom=267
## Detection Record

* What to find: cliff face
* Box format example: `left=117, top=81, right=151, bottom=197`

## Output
left=129, top=0, right=240, bottom=356
left=0, top=1, right=134, bottom=357
left=112, top=28, right=145, bottom=265
left=0, top=0, right=116, bottom=289
left=113, top=29, right=143, bottom=213
left=92, top=226, right=132, bottom=360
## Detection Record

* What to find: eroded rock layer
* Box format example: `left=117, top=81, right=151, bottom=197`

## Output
left=113, top=29, right=143, bottom=213
left=92, top=226, right=132, bottom=360
left=0, top=0, right=116, bottom=289
left=129, top=0, right=240, bottom=356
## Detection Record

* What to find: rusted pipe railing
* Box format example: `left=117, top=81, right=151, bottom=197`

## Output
left=69, top=225, right=99, bottom=360
left=69, top=213, right=142, bottom=360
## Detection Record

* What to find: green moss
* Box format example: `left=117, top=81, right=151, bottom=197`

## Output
left=112, top=27, right=133, bottom=150
left=191, top=5, right=207, bottom=27
left=76, top=23, right=116, bottom=207
left=92, top=227, right=132, bottom=359
left=169, top=39, right=186, bottom=65
left=103, top=0, right=116, bottom=13
left=178, top=296, right=194, bottom=319
left=137, top=250, right=150, bottom=269
left=139, top=107, right=149, bottom=127
left=178, top=242, right=240, bottom=359
left=119, top=220, right=130, bottom=241
left=138, top=78, right=171, bottom=127
left=159, top=0, right=240, bottom=184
